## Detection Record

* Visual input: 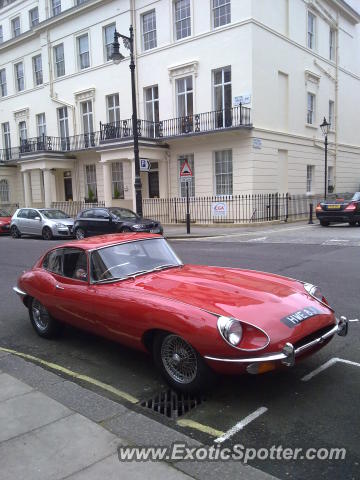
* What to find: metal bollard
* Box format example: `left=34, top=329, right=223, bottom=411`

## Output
left=308, top=203, right=314, bottom=224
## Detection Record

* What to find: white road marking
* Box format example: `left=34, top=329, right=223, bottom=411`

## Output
left=349, top=319, right=359, bottom=322
left=302, top=357, right=360, bottom=382
left=246, top=237, right=268, bottom=242
left=214, top=407, right=268, bottom=444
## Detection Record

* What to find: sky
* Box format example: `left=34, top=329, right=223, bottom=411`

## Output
left=345, top=0, right=360, bottom=14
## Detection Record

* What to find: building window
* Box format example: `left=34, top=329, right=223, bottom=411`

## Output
left=58, top=107, right=69, bottom=149
left=14, top=62, right=24, bottom=92
left=329, top=100, right=334, bottom=129
left=213, top=0, right=231, bottom=28
left=51, top=0, right=61, bottom=17
left=85, top=164, right=97, bottom=199
left=0, top=69, right=7, bottom=97
left=77, top=34, right=90, bottom=70
left=307, top=93, right=315, bottom=125
left=104, top=24, right=115, bottom=61
left=29, top=7, right=39, bottom=27
left=54, top=44, right=65, bottom=77
left=11, top=16, right=21, bottom=38
left=142, top=10, right=157, bottom=51
left=213, top=66, right=232, bottom=127
left=106, top=94, right=120, bottom=124
left=329, top=28, right=335, bottom=61
left=306, top=165, right=314, bottom=193
left=176, top=75, right=193, bottom=126
left=18, top=121, right=27, bottom=143
left=2, top=122, right=11, bottom=151
left=178, top=155, right=195, bottom=197
left=36, top=113, right=46, bottom=137
left=174, top=0, right=191, bottom=40
left=215, top=150, right=232, bottom=195
left=81, top=100, right=94, bottom=134
left=111, top=162, right=124, bottom=199
left=144, top=86, right=159, bottom=122
left=307, top=12, right=316, bottom=49
left=32, top=55, right=43, bottom=86
left=0, top=25, right=3, bottom=43
left=0, top=179, right=9, bottom=203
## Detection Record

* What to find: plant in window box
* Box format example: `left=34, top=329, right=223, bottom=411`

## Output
left=85, top=188, right=97, bottom=203
left=113, top=186, right=121, bottom=200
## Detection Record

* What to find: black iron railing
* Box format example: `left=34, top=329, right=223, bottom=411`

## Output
left=51, top=201, right=105, bottom=217
left=100, top=119, right=160, bottom=141
left=20, top=133, right=101, bottom=154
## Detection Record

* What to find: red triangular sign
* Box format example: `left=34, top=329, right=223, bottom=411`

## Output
left=180, top=160, right=193, bottom=177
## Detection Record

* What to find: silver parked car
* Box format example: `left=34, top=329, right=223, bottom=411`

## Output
left=11, top=208, right=74, bottom=240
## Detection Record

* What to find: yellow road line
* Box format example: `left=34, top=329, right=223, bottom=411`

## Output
left=0, top=346, right=138, bottom=404
left=177, top=418, right=224, bottom=438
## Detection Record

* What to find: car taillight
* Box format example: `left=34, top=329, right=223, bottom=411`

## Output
left=315, top=203, right=322, bottom=212
left=345, top=203, right=356, bottom=211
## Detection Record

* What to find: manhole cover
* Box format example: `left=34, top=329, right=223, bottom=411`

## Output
left=140, top=390, right=205, bottom=419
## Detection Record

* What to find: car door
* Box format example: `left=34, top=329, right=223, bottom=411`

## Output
left=90, top=209, right=112, bottom=236
left=27, top=209, right=43, bottom=236
left=15, top=209, right=29, bottom=233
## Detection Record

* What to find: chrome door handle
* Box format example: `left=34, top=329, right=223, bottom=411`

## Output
left=55, top=285, right=65, bottom=290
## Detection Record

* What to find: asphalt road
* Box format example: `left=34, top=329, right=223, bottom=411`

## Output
left=0, top=223, right=359, bottom=480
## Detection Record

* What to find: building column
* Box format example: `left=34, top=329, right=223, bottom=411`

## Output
left=23, top=171, right=32, bottom=206
left=102, top=162, right=112, bottom=207
left=43, top=169, right=55, bottom=208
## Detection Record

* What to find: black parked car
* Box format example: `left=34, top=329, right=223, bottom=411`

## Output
left=316, top=192, right=360, bottom=226
left=73, top=207, right=163, bottom=239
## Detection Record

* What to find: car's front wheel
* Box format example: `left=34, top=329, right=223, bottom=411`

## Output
left=42, top=227, right=53, bottom=240
left=320, top=220, right=329, bottom=226
left=153, top=332, right=215, bottom=393
left=11, top=225, right=21, bottom=238
left=29, top=298, right=62, bottom=338
left=349, top=221, right=356, bottom=227
left=75, top=227, right=86, bottom=240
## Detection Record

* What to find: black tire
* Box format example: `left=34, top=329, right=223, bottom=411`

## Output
left=42, top=227, right=53, bottom=240
left=11, top=225, right=21, bottom=238
left=153, top=332, right=215, bottom=393
left=320, top=220, right=330, bottom=227
left=349, top=221, right=356, bottom=227
left=75, top=227, right=86, bottom=240
left=121, top=227, right=132, bottom=233
left=29, top=298, right=62, bottom=338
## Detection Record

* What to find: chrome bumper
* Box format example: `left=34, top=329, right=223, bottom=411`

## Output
left=204, top=318, right=349, bottom=366
left=13, top=286, right=27, bottom=297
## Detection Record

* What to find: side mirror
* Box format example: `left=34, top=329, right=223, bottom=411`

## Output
left=35, top=216, right=41, bottom=221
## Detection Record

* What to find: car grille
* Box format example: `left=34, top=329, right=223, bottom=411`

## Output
left=294, top=324, right=336, bottom=350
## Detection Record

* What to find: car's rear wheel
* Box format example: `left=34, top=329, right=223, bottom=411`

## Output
left=121, top=226, right=132, bottom=233
left=320, top=220, right=329, bottom=227
left=29, top=298, right=62, bottom=338
left=11, top=225, right=21, bottom=238
left=153, top=332, right=215, bottom=393
left=75, top=227, right=86, bottom=240
left=349, top=221, right=356, bottom=227
left=42, top=227, right=53, bottom=240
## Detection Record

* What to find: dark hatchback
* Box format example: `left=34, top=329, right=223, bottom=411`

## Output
left=73, top=207, right=163, bottom=239
left=316, top=192, right=360, bottom=226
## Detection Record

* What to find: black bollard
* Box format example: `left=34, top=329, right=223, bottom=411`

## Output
left=308, top=203, right=314, bottom=224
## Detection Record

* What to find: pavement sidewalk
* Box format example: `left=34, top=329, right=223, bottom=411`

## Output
left=0, top=351, right=278, bottom=480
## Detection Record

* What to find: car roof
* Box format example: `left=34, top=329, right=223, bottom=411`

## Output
left=56, top=233, right=161, bottom=251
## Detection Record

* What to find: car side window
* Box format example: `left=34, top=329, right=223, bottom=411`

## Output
left=43, top=249, right=63, bottom=275
left=28, top=209, right=39, bottom=220
left=93, top=209, right=109, bottom=219
left=17, top=209, right=29, bottom=219
left=81, top=210, right=94, bottom=218
left=63, top=248, right=88, bottom=282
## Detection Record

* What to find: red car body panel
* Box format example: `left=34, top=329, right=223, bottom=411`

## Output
left=17, top=234, right=337, bottom=375
left=0, top=216, right=11, bottom=234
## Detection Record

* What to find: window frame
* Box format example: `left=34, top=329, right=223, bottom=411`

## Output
left=11, top=16, right=21, bottom=38
left=0, top=25, right=3, bottom=44
left=307, top=11, right=316, bottom=50
left=29, top=7, right=39, bottom=28
left=306, top=165, right=314, bottom=193
left=214, top=149, right=233, bottom=196
left=0, top=179, right=9, bottom=203
left=2, top=122, right=11, bottom=151
left=51, top=0, right=62, bottom=17
left=36, top=113, right=47, bottom=137
left=14, top=61, right=25, bottom=92
left=53, top=43, right=65, bottom=78
left=306, top=92, right=316, bottom=125
left=77, top=33, right=90, bottom=70
left=212, top=0, right=231, bottom=29
left=32, top=54, right=43, bottom=86
left=80, top=100, right=94, bottom=134
left=84, top=164, right=97, bottom=199
left=329, top=28, right=336, bottom=61
left=18, top=121, right=27, bottom=143
left=328, top=100, right=334, bottom=130
left=106, top=94, right=120, bottom=124
left=103, top=23, right=115, bottom=62
left=142, top=10, right=157, bottom=51
left=0, top=68, right=7, bottom=97
left=111, top=162, right=125, bottom=199
left=174, top=0, right=191, bottom=41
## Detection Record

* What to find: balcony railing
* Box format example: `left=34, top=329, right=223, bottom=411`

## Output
left=0, top=106, right=252, bottom=164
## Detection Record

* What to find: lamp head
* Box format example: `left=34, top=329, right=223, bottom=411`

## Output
left=320, top=116, right=330, bottom=136
left=111, top=30, right=125, bottom=64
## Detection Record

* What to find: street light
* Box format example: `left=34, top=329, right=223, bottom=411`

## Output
left=320, top=116, right=331, bottom=200
left=111, top=26, right=143, bottom=217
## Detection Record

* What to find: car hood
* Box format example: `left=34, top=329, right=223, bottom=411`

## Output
left=48, top=218, right=74, bottom=226
left=134, top=265, right=333, bottom=337
left=0, top=217, right=11, bottom=224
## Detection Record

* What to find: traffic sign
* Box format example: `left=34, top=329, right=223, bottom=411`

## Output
left=179, top=160, right=193, bottom=177
left=140, top=159, right=151, bottom=172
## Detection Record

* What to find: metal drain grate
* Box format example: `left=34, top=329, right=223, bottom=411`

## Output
left=140, top=390, right=205, bottom=419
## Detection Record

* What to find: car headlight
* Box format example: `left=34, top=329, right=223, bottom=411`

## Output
left=304, top=283, right=327, bottom=305
left=132, top=224, right=143, bottom=229
left=56, top=223, right=66, bottom=228
left=217, top=316, right=243, bottom=347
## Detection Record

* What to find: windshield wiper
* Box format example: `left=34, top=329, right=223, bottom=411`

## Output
left=152, top=264, right=181, bottom=272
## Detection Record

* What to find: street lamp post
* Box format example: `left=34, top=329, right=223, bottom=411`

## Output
left=320, top=117, right=331, bottom=200
left=111, top=26, right=143, bottom=217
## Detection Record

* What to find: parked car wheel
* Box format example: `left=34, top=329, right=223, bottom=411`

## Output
left=42, top=227, right=53, bottom=240
left=349, top=221, right=357, bottom=227
left=121, top=227, right=132, bottom=233
left=11, top=225, right=21, bottom=238
left=320, top=220, right=330, bottom=227
left=29, top=298, right=62, bottom=338
left=75, top=228, right=86, bottom=240
left=153, top=332, right=215, bottom=393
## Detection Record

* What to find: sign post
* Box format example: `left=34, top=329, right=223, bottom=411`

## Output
left=179, top=160, right=193, bottom=235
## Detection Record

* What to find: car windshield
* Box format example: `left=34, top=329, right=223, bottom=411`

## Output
left=110, top=208, right=137, bottom=220
left=351, top=192, right=360, bottom=201
left=91, top=238, right=182, bottom=282
left=0, top=209, right=10, bottom=217
left=41, top=210, right=70, bottom=219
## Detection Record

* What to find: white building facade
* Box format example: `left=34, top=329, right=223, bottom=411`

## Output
left=0, top=0, right=359, bottom=211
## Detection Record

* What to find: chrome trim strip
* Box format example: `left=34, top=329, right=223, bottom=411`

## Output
left=204, top=324, right=340, bottom=363
left=13, top=286, right=27, bottom=297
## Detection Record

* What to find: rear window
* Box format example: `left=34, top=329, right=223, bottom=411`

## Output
left=17, top=209, right=29, bottom=219
left=43, top=249, right=63, bottom=275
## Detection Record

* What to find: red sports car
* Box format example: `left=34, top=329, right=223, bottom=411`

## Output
left=0, top=209, right=12, bottom=234
left=13, top=234, right=348, bottom=392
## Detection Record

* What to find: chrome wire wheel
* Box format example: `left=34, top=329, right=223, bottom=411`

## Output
left=75, top=228, right=85, bottom=240
left=160, top=335, right=198, bottom=384
left=32, top=300, right=50, bottom=332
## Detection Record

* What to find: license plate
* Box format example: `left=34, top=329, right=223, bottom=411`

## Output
left=150, top=228, right=160, bottom=233
left=281, top=306, right=321, bottom=328
left=327, top=205, right=341, bottom=209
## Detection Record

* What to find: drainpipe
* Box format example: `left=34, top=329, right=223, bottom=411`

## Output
left=130, top=0, right=140, bottom=114
left=46, top=30, right=77, bottom=135
left=334, top=12, right=339, bottom=192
